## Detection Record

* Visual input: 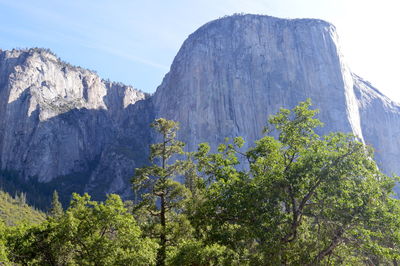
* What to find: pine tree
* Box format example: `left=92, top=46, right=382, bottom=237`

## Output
left=14, top=192, right=26, bottom=206
left=50, top=190, right=63, bottom=217
left=132, top=118, right=190, bottom=266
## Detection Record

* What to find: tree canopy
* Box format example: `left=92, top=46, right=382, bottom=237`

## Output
left=1, top=100, right=400, bottom=265
left=5, top=193, right=157, bottom=265
left=191, top=100, right=400, bottom=264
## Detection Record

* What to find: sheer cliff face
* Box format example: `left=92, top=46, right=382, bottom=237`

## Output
left=0, top=49, right=149, bottom=197
left=153, top=15, right=363, bottom=152
left=153, top=14, right=399, bottom=176
left=353, top=76, right=400, bottom=180
left=1, top=14, right=399, bottom=201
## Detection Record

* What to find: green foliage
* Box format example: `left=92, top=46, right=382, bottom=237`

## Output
left=193, top=99, right=400, bottom=264
left=6, top=193, right=158, bottom=265
left=0, top=220, right=9, bottom=264
left=132, top=118, right=192, bottom=266
left=170, top=240, right=241, bottom=266
left=0, top=190, right=46, bottom=226
left=2, top=101, right=400, bottom=265
left=49, top=190, right=63, bottom=217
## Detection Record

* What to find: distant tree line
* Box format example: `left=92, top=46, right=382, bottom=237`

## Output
left=1, top=100, right=400, bottom=265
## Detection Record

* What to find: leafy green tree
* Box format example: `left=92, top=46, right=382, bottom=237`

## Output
left=3, top=101, right=400, bottom=265
left=170, top=240, right=241, bottom=266
left=5, top=222, right=40, bottom=265
left=49, top=190, right=63, bottom=217
left=7, top=193, right=158, bottom=265
left=132, top=118, right=192, bottom=266
left=181, top=152, right=206, bottom=236
left=193, top=100, right=400, bottom=264
left=65, top=193, right=157, bottom=265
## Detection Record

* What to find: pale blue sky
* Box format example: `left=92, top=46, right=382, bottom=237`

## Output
left=0, top=0, right=399, bottom=101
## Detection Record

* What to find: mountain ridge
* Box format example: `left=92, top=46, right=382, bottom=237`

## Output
left=1, top=14, right=399, bottom=205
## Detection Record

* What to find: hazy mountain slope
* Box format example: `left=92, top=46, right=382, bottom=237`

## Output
left=0, top=190, right=45, bottom=226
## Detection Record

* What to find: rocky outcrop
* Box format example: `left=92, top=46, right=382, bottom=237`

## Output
left=153, top=15, right=364, bottom=152
left=153, top=14, right=399, bottom=177
left=0, top=48, right=150, bottom=201
left=1, top=14, right=400, bottom=204
left=353, top=75, right=400, bottom=184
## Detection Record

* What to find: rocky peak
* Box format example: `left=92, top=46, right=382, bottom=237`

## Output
left=1, top=14, right=400, bottom=205
left=0, top=48, right=147, bottom=188
left=154, top=14, right=363, bottom=152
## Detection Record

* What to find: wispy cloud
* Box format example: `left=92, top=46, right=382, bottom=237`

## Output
left=80, top=42, right=169, bottom=71
left=0, top=0, right=170, bottom=71
left=1, top=0, right=399, bottom=99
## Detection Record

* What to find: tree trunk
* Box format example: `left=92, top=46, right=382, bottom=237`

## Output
left=157, top=194, right=166, bottom=266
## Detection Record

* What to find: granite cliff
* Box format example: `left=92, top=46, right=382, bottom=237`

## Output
left=0, top=48, right=152, bottom=204
left=153, top=15, right=400, bottom=183
left=1, top=14, right=399, bottom=205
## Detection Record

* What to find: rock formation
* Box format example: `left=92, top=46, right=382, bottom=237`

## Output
left=0, top=14, right=399, bottom=204
left=0, top=48, right=151, bottom=202
left=153, top=14, right=400, bottom=180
